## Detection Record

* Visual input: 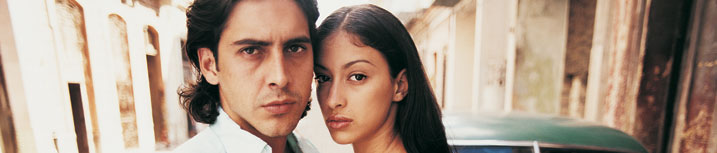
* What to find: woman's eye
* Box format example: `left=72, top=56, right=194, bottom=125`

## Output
left=287, top=44, right=306, bottom=53
left=241, top=47, right=259, bottom=55
left=315, top=75, right=331, bottom=83
left=349, top=74, right=367, bottom=81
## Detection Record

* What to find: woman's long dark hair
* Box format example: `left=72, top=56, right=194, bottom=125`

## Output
left=316, top=4, right=451, bottom=153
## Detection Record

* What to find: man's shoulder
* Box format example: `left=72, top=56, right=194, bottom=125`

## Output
left=173, top=128, right=225, bottom=153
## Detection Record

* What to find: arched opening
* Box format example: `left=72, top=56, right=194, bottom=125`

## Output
left=54, top=0, right=98, bottom=152
left=108, top=14, right=139, bottom=149
left=144, top=26, right=168, bottom=150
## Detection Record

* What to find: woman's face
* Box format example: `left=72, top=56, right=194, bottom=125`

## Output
left=314, top=31, right=401, bottom=144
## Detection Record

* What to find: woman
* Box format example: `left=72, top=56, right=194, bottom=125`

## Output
left=313, top=4, right=451, bottom=153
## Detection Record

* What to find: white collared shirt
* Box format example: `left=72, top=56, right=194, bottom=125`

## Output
left=173, top=109, right=319, bottom=153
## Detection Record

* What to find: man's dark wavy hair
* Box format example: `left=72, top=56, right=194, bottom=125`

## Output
left=179, top=0, right=319, bottom=124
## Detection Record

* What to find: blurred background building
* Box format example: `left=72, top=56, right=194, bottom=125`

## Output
left=0, top=0, right=715, bottom=153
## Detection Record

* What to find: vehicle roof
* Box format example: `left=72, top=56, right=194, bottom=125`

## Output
left=443, top=112, right=648, bottom=153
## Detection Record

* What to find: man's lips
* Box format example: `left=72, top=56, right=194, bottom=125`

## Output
left=261, top=100, right=296, bottom=114
left=326, top=115, right=353, bottom=129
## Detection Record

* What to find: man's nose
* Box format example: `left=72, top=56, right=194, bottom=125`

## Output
left=266, top=51, right=289, bottom=89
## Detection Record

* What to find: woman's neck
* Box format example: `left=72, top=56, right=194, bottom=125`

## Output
left=352, top=129, right=406, bottom=153
left=352, top=105, right=406, bottom=153
left=355, top=134, right=406, bottom=153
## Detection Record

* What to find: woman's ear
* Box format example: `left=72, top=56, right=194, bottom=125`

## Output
left=198, top=48, right=219, bottom=85
left=392, top=69, right=408, bottom=102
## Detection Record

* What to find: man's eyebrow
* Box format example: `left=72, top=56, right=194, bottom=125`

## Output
left=232, top=39, right=271, bottom=46
left=343, top=59, right=374, bottom=69
left=284, top=36, right=311, bottom=45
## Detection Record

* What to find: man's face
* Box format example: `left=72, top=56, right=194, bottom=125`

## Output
left=198, top=0, right=313, bottom=138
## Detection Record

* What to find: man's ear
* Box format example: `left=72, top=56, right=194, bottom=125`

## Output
left=392, top=69, right=408, bottom=102
left=198, top=48, right=219, bottom=85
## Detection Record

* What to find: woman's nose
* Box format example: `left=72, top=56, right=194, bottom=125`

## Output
left=326, top=82, right=346, bottom=109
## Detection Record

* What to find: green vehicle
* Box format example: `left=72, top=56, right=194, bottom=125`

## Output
left=443, top=112, right=648, bottom=153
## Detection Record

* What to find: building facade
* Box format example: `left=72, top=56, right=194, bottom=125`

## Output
left=0, top=0, right=192, bottom=152
left=405, top=0, right=717, bottom=153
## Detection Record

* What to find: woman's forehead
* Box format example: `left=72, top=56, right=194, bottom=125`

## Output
left=316, top=32, right=388, bottom=70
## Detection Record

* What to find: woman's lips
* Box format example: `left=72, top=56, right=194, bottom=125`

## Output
left=326, top=115, right=353, bottom=129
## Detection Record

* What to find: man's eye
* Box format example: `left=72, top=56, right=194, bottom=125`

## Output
left=241, top=47, right=258, bottom=55
left=287, top=45, right=306, bottom=53
left=315, top=75, right=331, bottom=83
left=349, top=74, right=367, bottom=81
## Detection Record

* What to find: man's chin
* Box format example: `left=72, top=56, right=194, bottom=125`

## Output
left=250, top=111, right=303, bottom=137
left=254, top=120, right=300, bottom=137
left=257, top=126, right=295, bottom=137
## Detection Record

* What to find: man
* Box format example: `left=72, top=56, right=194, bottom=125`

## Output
left=175, top=0, right=319, bottom=153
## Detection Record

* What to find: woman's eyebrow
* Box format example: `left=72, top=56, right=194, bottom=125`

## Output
left=314, top=64, right=328, bottom=70
left=314, top=59, right=375, bottom=71
left=343, top=59, right=374, bottom=69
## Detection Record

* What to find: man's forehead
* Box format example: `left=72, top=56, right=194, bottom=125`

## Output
left=220, top=0, right=310, bottom=43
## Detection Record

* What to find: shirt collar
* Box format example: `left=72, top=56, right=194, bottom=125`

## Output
left=211, top=108, right=305, bottom=153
